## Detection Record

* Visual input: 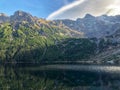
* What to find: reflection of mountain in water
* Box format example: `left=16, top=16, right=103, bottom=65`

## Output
left=37, top=64, right=120, bottom=74
left=1, top=64, right=120, bottom=90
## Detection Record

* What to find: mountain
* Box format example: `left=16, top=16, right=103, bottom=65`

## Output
left=0, top=11, right=120, bottom=64
left=54, top=14, right=120, bottom=64
left=0, top=13, right=10, bottom=23
left=0, top=11, right=94, bottom=63
left=90, top=29, right=120, bottom=63
left=10, top=11, right=35, bottom=24
left=55, top=14, right=120, bottom=38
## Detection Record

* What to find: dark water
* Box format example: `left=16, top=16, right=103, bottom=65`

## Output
left=1, top=64, right=120, bottom=90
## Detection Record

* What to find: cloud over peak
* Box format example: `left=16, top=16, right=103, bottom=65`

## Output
left=47, top=0, right=120, bottom=20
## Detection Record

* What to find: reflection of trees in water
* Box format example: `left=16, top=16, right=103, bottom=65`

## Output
left=0, top=65, right=120, bottom=90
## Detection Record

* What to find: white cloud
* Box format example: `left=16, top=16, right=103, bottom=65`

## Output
left=47, top=0, right=120, bottom=20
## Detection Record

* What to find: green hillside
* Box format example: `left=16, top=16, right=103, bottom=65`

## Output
left=0, top=22, right=96, bottom=63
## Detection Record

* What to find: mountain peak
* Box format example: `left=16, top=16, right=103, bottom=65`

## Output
left=0, top=13, right=8, bottom=17
left=84, top=14, right=95, bottom=19
left=0, top=13, right=9, bottom=23
left=10, top=11, right=35, bottom=23
left=14, top=10, right=31, bottom=16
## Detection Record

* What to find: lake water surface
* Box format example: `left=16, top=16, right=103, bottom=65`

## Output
left=1, top=64, right=120, bottom=90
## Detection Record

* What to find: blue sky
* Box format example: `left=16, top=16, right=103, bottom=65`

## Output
left=0, top=0, right=120, bottom=20
left=0, top=0, right=74, bottom=18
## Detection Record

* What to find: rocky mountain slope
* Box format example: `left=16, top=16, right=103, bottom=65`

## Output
left=55, top=14, right=120, bottom=38
left=0, top=13, right=9, bottom=23
left=55, top=14, right=120, bottom=64
left=90, top=29, right=120, bottom=64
